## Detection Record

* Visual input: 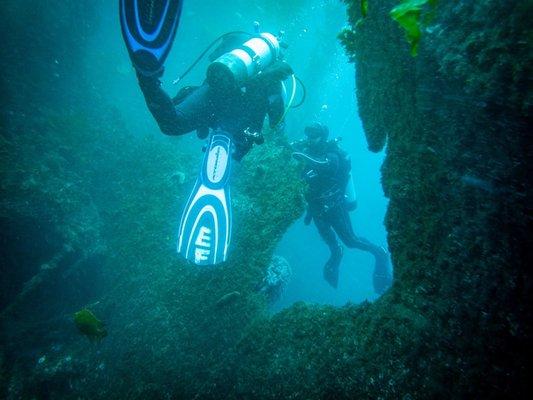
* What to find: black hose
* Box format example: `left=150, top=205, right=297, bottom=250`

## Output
left=291, top=75, right=307, bottom=108
left=173, top=31, right=253, bottom=84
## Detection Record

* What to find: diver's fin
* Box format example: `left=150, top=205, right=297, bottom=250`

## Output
left=119, top=0, right=183, bottom=76
left=177, top=133, right=232, bottom=265
left=323, top=245, right=342, bottom=289
left=323, top=261, right=340, bottom=289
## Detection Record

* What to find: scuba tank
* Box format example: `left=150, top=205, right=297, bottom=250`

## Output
left=206, top=32, right=281, bottom=89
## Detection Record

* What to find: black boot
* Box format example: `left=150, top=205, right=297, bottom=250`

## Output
left=373, top=246, right=392, bottom=294
left=323, top=244, right=343, bottom=288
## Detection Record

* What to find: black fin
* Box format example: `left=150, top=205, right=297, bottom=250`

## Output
left=119, top=0, right=183, bottom=76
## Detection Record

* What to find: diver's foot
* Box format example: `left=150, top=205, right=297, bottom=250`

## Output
left=196, top=127, right=209, bottom=139
left=373, top=246, right=392, bottom=294
left=323, top=261, right=340, bottom=289
left=323, top=245, right=342, bottom=289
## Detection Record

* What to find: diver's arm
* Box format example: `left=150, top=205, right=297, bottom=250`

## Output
left=267, top=81, right=285, bottom=129
left=265, top=61, right=293, bottom=130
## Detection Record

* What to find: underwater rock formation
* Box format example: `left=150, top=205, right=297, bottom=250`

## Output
left=1, top=0, right=530, bottom=398
left=201, top=0, right=531, bottom=398
left=1, top=110, right=304, bottom=398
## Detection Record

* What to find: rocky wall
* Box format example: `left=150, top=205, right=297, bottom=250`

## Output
left=199, top=0, right=531, bottom=398
left=1, top=0, right=531, bottom=398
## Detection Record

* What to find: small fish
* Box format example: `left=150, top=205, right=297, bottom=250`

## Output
left=461, top=174, right=495, bottom=194
left=215, top=291, right=241, bottom=308
left=73, top=309, right=107, bottom=341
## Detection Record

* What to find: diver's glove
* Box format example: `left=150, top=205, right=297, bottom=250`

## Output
left=243, top=128, right=264, bottom=145
left=196, top=126, right=209, bottom=139
left=290, top=139, right=307, bottom=152
left=251, top=61, right=294, bottom=85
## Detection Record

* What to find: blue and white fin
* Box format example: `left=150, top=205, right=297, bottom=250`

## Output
left=119, top=0, right=183, bottom=76
left=177, top=133, right=232, bottom=265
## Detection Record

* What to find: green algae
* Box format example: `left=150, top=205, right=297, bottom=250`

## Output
left=361, top=0, right=369, bottom=18
left=390, top=0, right=438, bottom=56
left=337, top=0, right=530, bottom=397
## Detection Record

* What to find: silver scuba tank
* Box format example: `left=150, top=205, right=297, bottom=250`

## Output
left=206, top=32, right=281, bottom=89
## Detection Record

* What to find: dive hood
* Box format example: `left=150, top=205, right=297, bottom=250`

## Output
left=206, top=32, right=281, bottom=89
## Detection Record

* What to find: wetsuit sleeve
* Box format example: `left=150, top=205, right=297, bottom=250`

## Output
left=137, top=74, right=212, bottom=136
left=324, top=152, right=340, bottom=173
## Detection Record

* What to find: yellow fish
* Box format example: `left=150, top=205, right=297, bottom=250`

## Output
left=73, top=309, right=107, bottom=341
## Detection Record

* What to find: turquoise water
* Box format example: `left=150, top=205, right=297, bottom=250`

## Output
left=87, top=0, right=390, bottom=307
left=2, top=1, right=527, bottom=398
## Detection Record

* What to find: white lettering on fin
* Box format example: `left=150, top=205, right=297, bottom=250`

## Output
left=195, top=248, right=210, bottom=263
left=195, top=226, right=211, bottom=247
left=194, top=226, right=211, bottom=263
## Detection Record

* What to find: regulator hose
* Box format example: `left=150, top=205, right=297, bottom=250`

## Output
left=290, top=75, right=307, bottom=108
left=172, top=31, right=254, bottom=85
left=275, top=74, right=297, bottom=128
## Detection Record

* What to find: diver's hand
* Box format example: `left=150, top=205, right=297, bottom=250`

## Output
left=344, top=198, right=358, bottom=212
left=304, top=210, right=312, bottom=225
left=290, top=139, right=306, bottom=151
left=265, top=60, right=294, bottom=81
left=253, top=61, right=294, bottom=85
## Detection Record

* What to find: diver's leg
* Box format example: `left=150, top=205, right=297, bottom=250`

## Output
left=121, top=0, right=196, bottom=135
left=137, top=75, right=185, bottom=135
left=138, top=76, right=211, bottom=135
left=313, top=216, right=343, bottom=288
left=332, top=208, right=392, bottom=294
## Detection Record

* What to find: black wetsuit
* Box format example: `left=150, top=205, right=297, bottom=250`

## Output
left=299, top=141, right=388, bottom=290
left=137, top=66, right=286, bottom=160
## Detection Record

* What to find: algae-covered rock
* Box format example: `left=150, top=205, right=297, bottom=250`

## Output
left=1, top=0, right=529, bottom=398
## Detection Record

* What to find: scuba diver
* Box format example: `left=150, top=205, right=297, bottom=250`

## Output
left=119, top=0, right=292, bottom=160
left=119, top=1, right=296, bottom=265
left=292, top=123, right=392, bottom=294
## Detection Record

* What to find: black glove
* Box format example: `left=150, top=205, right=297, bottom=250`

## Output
left=252, top=61, right=294, bottom=85
left=304, top=209, right=312, bottom=225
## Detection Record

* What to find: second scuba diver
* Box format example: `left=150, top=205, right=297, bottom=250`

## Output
left=292, top=123, right=392, bottom=294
